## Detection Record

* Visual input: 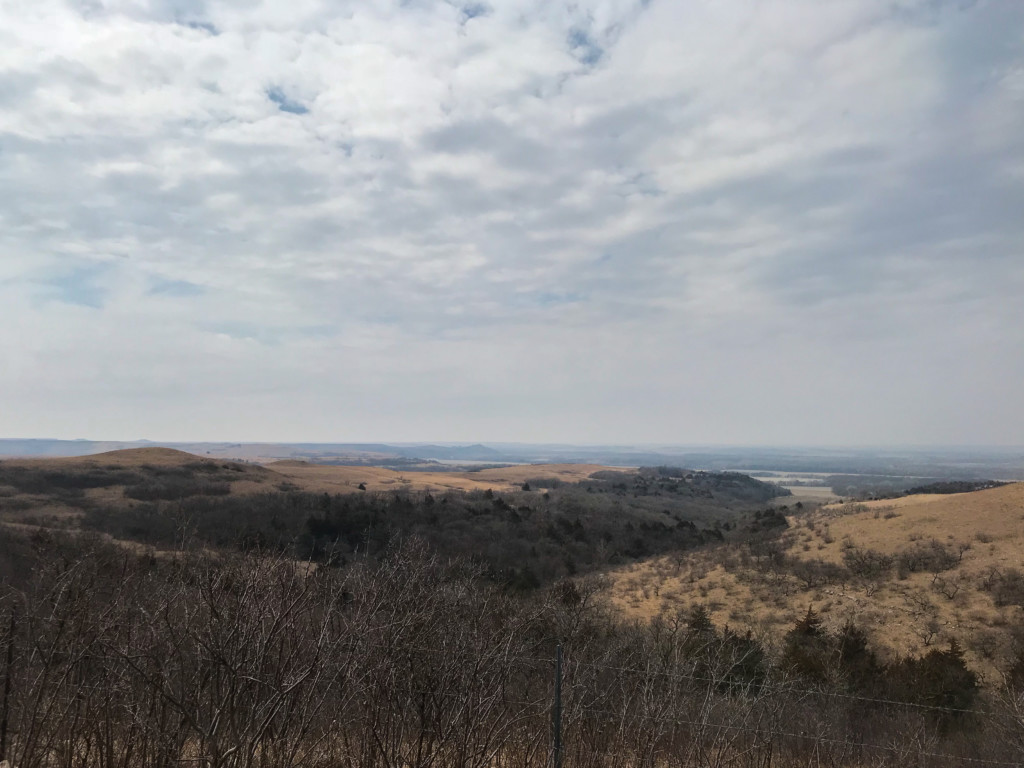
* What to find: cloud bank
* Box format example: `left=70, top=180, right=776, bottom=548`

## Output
left=1, top=0, right=1022, bottom=444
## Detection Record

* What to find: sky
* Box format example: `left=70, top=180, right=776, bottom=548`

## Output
left=1, top=0, right=1022, bottom=446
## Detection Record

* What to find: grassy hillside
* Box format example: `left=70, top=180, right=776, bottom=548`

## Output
left=0, top=448, right=279, bottom=521
left=264, top=460, right=609, bottom=494
left=608, top=482, right=1024, bottom=675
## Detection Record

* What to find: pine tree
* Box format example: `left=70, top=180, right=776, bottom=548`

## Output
left=781, top=606, right=835, bottom=685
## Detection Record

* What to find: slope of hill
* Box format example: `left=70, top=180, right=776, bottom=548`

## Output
left=608, top=482, right=1024, bottom=675
left=0, top=449, right=611, bottom=517
left=263, top=461, right=606, bottom=494
left=0, top=448, right=284, bottom=526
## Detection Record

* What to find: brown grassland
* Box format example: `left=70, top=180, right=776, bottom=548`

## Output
left=267, top=459, right=611, bottom=494
left=608, top=482, right=1024, bottom=676
left=0, top=447, right=616, bottom=517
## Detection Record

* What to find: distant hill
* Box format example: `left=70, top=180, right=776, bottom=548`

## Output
left=395, top=443, right=505, bottom=461
left=0, top=450, right=610, bottom=515
left=3, top=441, right=1023, bottom=479
left=0, top=439, right=507, bottom=464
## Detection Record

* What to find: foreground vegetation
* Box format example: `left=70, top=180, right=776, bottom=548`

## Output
left=3, top=532, right=1024, bottom=768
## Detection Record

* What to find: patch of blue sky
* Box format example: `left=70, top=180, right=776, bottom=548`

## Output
left=38, top=263, right=110, bottom=309
left=567, top=28, right=603, bottom=66
left=461, top=3, right=489, bottom=21
left=267, top=87, right=309, bottom=115
left=181, top=19, right=219, bottom=35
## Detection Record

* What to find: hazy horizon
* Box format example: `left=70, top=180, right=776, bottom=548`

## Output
left=3, top=0, right=1022, bottom=445
left=4, top=437, right=1024, bottom=452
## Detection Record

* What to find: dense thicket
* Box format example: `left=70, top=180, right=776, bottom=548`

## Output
left=1, top=532, right=1023, bottom=768
left=905, top=480, right=1009, bottom=495
left=827, top=475, right=1007, bottom=499
left=77, top=469, right=786, bottom=587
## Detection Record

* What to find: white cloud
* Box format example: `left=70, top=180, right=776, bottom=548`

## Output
left=0, top=0, right=1021, bottom=444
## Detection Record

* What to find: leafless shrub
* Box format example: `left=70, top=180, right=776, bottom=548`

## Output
left=931, top=573, right=963, bottom=600
left=843, top=546, right=894, bottom=580
left=916, top=616, right=943, bottom=647
left=897, top=539, right=959, bottom=575
left=0, top=529, right=1014, bottom=768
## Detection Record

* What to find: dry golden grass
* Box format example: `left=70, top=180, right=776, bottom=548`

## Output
left=6, top=446, right=228, bottom=468
left=832, top=492, right=962, bottom=511
left=470, top=463, right=613, bottom=483
left=818, top=486, right=1024, bottom=558
left=606, top=483, right=1024, bottom=674
left=266, top=461, right=613, bottom=494
left=1, top=448, right=618, bottom=505
left=266, top=463, right=497, bottom=494
left=4, top=447, right=273, bottom=478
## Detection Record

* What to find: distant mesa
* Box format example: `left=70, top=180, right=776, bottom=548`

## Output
left=398, top=443, right=505, bottom=461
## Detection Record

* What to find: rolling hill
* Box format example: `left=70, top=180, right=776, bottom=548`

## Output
left=0, top=450, right=787, bottom=591
left=0, top=447, right=616, bottom=519
left=608, top=482, right=1024, bottom=676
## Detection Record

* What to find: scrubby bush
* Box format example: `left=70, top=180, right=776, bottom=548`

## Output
left=897, top=539, right=960, bottom=574
left=843, top=545, right=894, bottom=580
left=987, top=568, right=1024, bottom=608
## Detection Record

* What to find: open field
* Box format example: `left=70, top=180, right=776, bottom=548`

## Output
left=267, top=460, right=611, bottom=494
left=608, top=482, right=1024, bottom=674
left=813, top=486, right=1024, bottom=564
left=778, top=485, right=839, bottom=502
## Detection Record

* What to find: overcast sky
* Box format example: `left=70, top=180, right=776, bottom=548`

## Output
left=1, top=0, right=1022, bottom=445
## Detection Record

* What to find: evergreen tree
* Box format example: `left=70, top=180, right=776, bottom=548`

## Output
left=836, top=621, right=883, bottom=693
left=781, top=606, right=836, bottom=685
